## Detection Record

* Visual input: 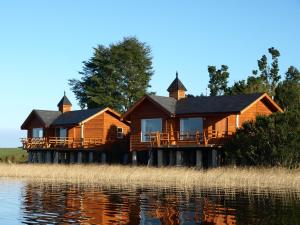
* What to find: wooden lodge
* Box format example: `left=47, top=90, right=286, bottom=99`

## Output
left=21, top=93, right=130, bottom=164
left=122, top=72, right=283, bottom=167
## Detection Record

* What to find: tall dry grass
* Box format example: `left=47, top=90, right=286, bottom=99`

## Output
left=0, top=164, right=299, bottom=192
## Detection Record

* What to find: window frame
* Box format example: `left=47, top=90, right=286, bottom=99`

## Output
left=117, top=127, right=124, bottom=139
left=141, top=118, right=162, bottom=142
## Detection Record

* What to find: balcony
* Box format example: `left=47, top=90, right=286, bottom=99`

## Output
left=20, top=137, right=104, bottom=150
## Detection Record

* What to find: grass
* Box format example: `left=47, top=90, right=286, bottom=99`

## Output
left=0, top=164, right=299, bottom=192
left=0, top=148, right=27, bottom=163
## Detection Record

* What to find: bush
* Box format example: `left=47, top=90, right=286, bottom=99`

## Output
left=224, top=110, right=300, bottom=168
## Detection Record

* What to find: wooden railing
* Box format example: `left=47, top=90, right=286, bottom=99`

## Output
left=21, top=137, right=104, bottom=150
left=131, top=130, right=233, bottom=149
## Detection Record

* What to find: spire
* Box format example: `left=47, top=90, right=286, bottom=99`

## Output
left=167, top=71, right=187, bottom=100
left=57, top=92, right=72, bottom=113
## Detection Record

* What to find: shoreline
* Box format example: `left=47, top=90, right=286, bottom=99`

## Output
left=0, top=164, right=299, bottom=192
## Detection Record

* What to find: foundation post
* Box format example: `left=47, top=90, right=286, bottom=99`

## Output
left=101, top=152, right=107, bottom=164
left=157, top=150, right=163, bottom=167
left=77, top=151, right=83, bottom=163
left=196, top=150, right=203, bottom=168
left=28, top=151, right=33, bottom=163
left=53, top=151, right=59, bottom=163
left=45, top=151, right=52, bottom=163
left=60, top=152, right=65, bottom=163
left=147, top=150, right=154, bottom=166
left=37, top=151, right=43, bottom=163
left=132, top=151, right=137, bottom=166
left=176, top=150, right=183, bottom=166
left=70, top=152, right=75, bottom=164
left=88, top=151, right=94, bottom=163
left=211, top=149, right=217, bottom=168
left=169, top=150, right=175, bottom=166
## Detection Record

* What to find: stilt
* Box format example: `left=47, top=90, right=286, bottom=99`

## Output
left=60, top=152, right=65, bottom=163
left=70, top=152, right=75, bottom=164
left=123, top=153, right=129, bottom=164
left=169, top=150, right=175, bottom=166
left=147, top=150, right=154, bottom=166
left=53, top=151, right=59, bottom=163
left=45, top=151, right=52, bottom=163
left=37, top=151, right=43, bottom=163
left=157, top=150, right=163, bottom=167
left=176, top=150, right=183, bottom=166
left=88, top=151, right=94, bottom=163
left=211, top=149, right=217, bottom=168
left=132, top=151, right=137, bottom=166
left=28, top=151, right=33, bottom=163
left=196, top=150, right=203, bottom=168
left=77, top=151, right=83, bottom=163
left=101, top=152, right=106, bottom=164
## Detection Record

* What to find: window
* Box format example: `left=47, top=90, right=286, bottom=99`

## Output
left=59, top=128, right=67, bottom=138
left=32, top=128, right=43, bottom=138
left=117, top=127, right=124, bottom=139
left=141, top=118, right=162, bottom=142
left=180, top=118, right=203, bottom=140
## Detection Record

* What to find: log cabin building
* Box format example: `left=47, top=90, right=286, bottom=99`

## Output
left=21, top=93, right=130, bottom=164
left=122, top=72, right=283, bottom=167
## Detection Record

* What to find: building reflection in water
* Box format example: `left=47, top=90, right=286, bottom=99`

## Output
left=21, top=183, right=237, bottom=224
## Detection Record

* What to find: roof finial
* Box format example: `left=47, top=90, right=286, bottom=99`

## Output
left=64, top=91, right=66, bottom=96
left=176, top=71, right=178, bottom=79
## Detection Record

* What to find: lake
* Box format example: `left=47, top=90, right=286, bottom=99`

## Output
left=0, top=179, right=299, bottom=225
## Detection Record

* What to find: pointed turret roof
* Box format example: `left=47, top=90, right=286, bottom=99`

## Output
left=167, top=71, right=187, bottom=92
left=57, top=91, right=72, bottom=107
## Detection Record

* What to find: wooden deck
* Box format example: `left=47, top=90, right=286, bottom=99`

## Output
left=130, top=131, right=233, bottom=150
left=21, top=137, right=104, bottom=150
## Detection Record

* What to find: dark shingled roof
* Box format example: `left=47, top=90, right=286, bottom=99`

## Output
left=167, top=72, right=187, bottom=92
left=147, top=93, right=264, bottom=115
left=148, top=95, right=177, bottom=114
left=21, top=110, right=62, bottom=129
left=57, top=95, right=72, bottom=107
left=52, top=107, right=105, bottom=126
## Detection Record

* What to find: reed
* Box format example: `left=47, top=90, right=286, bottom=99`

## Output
left=0, top=164, right=299, bottom=192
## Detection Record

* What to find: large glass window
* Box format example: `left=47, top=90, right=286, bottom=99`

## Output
left=59, top=128, right=67, bottom=138
left=32, top=128, right=43, bottom=138
left=141, top=118, right=162, bottom=142
left=180, top=118, right=203, bottom=140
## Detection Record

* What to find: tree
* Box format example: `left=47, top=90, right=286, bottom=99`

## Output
left=207, top=65, right=229, bottom=96
left=275, top=66, right=300, bottom=110
left=69, top=37, right=153, bottom=112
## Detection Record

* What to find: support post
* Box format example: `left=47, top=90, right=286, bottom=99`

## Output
left=53, top=151, right=59, bottom=163
left=60, top=152, right=65, bottom=164
left=77, top=151, right=83, bottom=163
left=211, top=149, right=217, bottom=168
left=176, top=150, right=183, bottom=166
left=196, top=150, right=203, bottom=168
left=169, top=150, right=175, bottom=166
left=70, top=152, right=75, bottom=164
left=28, top=151, right=33, bottom=163
left=45, top=151, right=52, bottom=163
left=147, top=150, right=154, bottom=166
left=37, top=151, right=43, bottom=163
left=88, top=151, right=94, bottom=163
left=101, top=152, right=106, bottom=164
left=132, top=151, right=137, bottom=166
left=157, top=150, right=163, bottom=167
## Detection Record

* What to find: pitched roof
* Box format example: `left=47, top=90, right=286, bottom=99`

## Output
left=21, top=110, right=61, bottom=129
left=175, top=93, right=264, bottom=114
left=145, top=93, right=274, bottom=115
left=51, top=107, right=105, bottom=126
left=167, top=72, right=187, bottom=92
left=57, top=95, right=72, bottom=107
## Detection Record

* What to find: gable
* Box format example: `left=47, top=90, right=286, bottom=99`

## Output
left=21, top=111, right=46, bottom=129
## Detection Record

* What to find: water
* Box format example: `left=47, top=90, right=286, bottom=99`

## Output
left=0, top=179, right=299, bottom=225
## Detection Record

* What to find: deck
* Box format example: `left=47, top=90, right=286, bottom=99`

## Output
left=130, top=130, right=233, bottom=150
left=21, top=137, right=105, bottom=150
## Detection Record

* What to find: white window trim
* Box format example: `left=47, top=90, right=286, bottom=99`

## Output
left=117, top=127, right=124, bottom=139
left=236, top=115, right=239, bottom=128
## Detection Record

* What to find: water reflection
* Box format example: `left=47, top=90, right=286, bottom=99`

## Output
left=17, top=182, right=300, bottom=224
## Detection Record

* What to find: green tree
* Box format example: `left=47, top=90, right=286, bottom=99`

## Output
left=208, top=65, right=230, bottom=96
left=275, top=66, right=300, bottom=110
left=69, top=37, right=153, bottom=112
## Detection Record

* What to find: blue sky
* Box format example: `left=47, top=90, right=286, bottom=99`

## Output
left=0, top=0, right=300, bottom=147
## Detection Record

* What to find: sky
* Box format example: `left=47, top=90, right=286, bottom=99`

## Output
left=0, top=0, right=300, bottom=147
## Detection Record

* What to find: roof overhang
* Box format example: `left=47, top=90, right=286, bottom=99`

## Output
left=20, top=110, right=47, bottom=130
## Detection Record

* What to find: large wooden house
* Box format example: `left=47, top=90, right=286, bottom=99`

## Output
left=122, top=72, right=283, bottom=167
left=21, top=93, right=130, bottom=163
